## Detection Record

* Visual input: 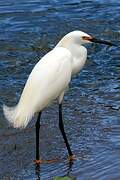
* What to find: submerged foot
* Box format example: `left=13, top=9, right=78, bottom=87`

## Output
left=33, top=155, right=76, bottom=164
left=33, top=158, right=61, bottom=164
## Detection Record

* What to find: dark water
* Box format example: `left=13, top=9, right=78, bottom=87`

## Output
left=0, top=0, right=120, bottom=179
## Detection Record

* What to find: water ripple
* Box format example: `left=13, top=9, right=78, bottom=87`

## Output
left=0, top=0, right=120, bottom=179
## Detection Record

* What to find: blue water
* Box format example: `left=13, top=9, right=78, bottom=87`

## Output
left=0, top=0, right=120, bottom=179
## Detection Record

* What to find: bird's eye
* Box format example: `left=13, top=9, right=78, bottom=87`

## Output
left=82, top=36, right=87, bottom=40
left=82, top=36, right=92, bottom=41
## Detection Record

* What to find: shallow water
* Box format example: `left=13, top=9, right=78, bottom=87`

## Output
left=0, top=0, right=120, bottom=179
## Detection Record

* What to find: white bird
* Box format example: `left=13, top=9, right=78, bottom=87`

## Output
left=3, top=30, right=114, bottom=163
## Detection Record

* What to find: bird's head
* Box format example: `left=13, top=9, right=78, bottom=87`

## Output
left=68, top=30, right=115, bottom=46
left=57, top=30, right=115, bottom=47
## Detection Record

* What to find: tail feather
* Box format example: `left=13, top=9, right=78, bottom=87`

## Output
left=3, top=104, right=33, bottom=128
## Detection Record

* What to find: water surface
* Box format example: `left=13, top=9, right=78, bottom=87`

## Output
left=0, top=0, right=120, bottom=179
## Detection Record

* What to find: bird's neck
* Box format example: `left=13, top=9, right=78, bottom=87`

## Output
left=56, top=38, right=87, bottom=75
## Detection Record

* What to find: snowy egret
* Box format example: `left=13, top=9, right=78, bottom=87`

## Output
left=3, top=30, right=114, bottom=163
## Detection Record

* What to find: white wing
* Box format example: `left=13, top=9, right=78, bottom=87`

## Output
left=3, top=47, right=73, bottom=128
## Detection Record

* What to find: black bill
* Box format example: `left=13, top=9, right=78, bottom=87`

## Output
left=91, top=37, right=116, bottom=46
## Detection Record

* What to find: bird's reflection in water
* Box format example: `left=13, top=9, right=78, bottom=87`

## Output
left=66, top=161, right=74, bottom=176
left=35, top=163, right=40, bottom=180
left=34, top=160, right=76, bottom=180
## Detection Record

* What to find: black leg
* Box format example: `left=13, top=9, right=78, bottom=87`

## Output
left=35, top=112, right=42, bottom=160
left=59, top=103, right=73, bottom=156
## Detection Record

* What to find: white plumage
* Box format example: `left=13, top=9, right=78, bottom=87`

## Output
left=3, top=31, right=94, bottom=128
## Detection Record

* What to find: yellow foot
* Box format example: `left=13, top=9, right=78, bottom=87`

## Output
left=68, top=155, right=76, bottom=161
left=33, top=159, right=43, bottom=164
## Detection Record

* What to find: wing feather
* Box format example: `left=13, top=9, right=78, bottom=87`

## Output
left=3, top=47, right=73, bottom=128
